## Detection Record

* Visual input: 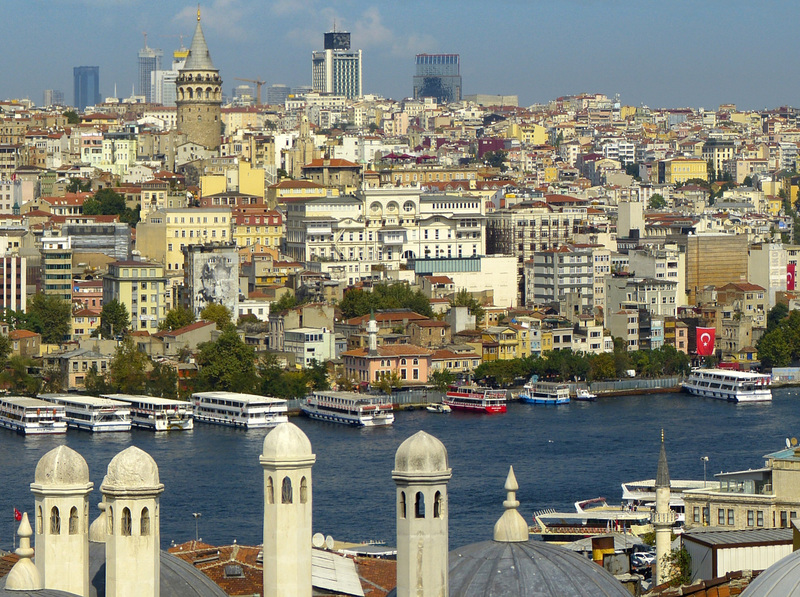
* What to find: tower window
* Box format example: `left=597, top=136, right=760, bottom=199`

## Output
left=415, top=492, right=425, bottom=518
left=141, top=507, right=150, bottom=536
left=69, top=506, right=79, bottom=534
left=281, top=477, right=293, bottom=504
left=300, top=477, right=308, bottom=504
left=267, top=476, right=274, bottom=504
left=108, top=506, right=114, bottom=535
left=50, top=506, right=60, bottom=535
left=399, top=491, right=406, bottom=519
left=121, top=508, right=132, bottom=536
left=434, top=491, right=443, bottom=518
left=37, top=506, right=43, bottom=535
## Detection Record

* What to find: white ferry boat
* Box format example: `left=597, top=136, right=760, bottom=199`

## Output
left=302, top=391, right=394, bottom=427
left=681, top=368, right=772, bottom=402
left=38, top=394, right=132, bottom=432
left=519, top=381, right=570, bottom=405
left=192, top=391, right=288, bottom=429
left=0, top=396, right=68, bottom=435
left=102, top=394, right=194, bottom=431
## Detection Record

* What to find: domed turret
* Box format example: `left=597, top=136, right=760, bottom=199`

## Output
left=34, top=445, right=90, bottom=488
left=261, top=422, right=313, bottom=463
left=393, top=430, right=449, bottom=477
left=101, top=446, right=162, bottom=493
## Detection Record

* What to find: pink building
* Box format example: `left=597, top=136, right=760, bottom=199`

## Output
left=341, top=344, right=433, bottom=385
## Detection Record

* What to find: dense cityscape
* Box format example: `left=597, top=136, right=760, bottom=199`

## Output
left=2, top=8, right=800, bottom=597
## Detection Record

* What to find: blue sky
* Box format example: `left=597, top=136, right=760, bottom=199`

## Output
left=3, top=0, right=795, bottom=110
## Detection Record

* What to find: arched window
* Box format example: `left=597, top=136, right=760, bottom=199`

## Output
left=300, top=477, right=308, bottom=504
left=267, top=476, right=274, bottom=504
left=188, top=88, right=194, bottom=100
left=107, top=506, right=113, bottom=535
left=415, top=492, right=425, bottom=518
left=434, top=491, right=443, bottom=518
left=36, top=506, right=43, bottom=535
left=141, top=507, right=150, bottom=536
left=281, top=477, right=293, bottom=504
left=121, top=508, right=132, bottom=536
left=69, top=506, right=79, bottom=534
left=399, top=491, right=406, bottom=519
left=50, top=506, right=60, bottom=535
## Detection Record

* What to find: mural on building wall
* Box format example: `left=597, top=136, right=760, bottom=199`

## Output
left=189, top=248, right=239, bottom=316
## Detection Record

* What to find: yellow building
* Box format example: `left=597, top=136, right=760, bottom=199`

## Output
left=200, top=160, right=266, bottom=199
left=102, top=260, right=168, bottom=332
left=71, top=309, right=100, bottom=340
left=660, top=157, right=707, bottom=184
left=481, top=325, right=530, bottom=361
left=232, top=210, right=283, bottom=250
left=136, top=207, right=232, bottom=272
left=267, top=180, right=336, bottom=208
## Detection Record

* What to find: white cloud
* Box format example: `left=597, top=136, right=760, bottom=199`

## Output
left=174, top=0, right=251, bottom=39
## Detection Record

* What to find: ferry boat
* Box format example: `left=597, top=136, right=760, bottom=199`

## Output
left=621, top=479, right=717, bottom=525
left=301, top=391, right=394, bottom=427
left=38, top=394, right=131, bottom=432
left=192, top=391, right=288, bottom=429
left=681, top=368, right=772, bottom=402
left=530, top=497, right=652, bottom=544
left=102, top=394, right=194, bottom=431
left=443, top=384, right=507, bottom=414
left=0, top=396, right=68, bottom=435
left=519, top=381, right=570, bottom=405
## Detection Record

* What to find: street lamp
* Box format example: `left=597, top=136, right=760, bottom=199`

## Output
left=701, top=456, right=709, bottom=487
left=192, top=512, right=201, bottom=543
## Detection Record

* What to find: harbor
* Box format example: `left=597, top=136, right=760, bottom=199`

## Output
left=1, top=388, right=795, bottom=552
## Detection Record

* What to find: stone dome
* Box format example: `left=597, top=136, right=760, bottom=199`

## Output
left=394, top=431, right=449, bottom=474
left=34, top=446, right=90, bottom=487
left=261, top=422, right=313, bottom=460
left=101, top=446, right=162, bottom=492
left=741, top=549, right=800, bottom=596
left=448, top=540, right=631, bottom=596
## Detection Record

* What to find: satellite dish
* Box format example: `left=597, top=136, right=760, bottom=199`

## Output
left=325, top=535, right=335, bottom=550
left=788, top=438, right=792, bottom=449
left=312, top=533, right=324, bottom=548
left=792, top=437, right=798, bottom=447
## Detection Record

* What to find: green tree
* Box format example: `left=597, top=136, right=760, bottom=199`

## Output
left=305, top=359, right=330, bottom=392
left=767, top=302, right=789, bottom=333
left=742, top=175, right=753, bottom=187
left=667, top=546, right=692, bottom=587
left=83, top=188, right=139, bottom=226
left=107, top=337, right=150, bottom=393
left=200, top=303, right=232, bottom=330
left=63, top=110, right=80, bottom=124
left=66, top=177, right=91, bottom=193
left=588, top=352, right=616, bottom=381
left=26, top=294, right=71, bottom=344
left=85, top=366, right=110, bottom=395
left=429, top=368, right=455, bottom=392
left=1, top=355, right=40, bottom=396
left=146, top=361, right=179, bottom=399
left=484, top=150, right=508, bottom=171
left=98, top=299, right=131, bottom=339
left=271, top=293, right=300, bottom=313
left=339, top=283, right=433, bottom=319
left=450, top=288, right=485, bottom=324
left=376, top=371, right=402, bottom=394
left=0, top=334, right=11, bottom=371
left=196, top=327, right=257, bottom=393
left=648, top=193, right=667, bottom=209
left=158, top=306, right=196, bottom=332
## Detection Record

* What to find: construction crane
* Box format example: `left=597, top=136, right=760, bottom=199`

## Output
left=235, top=77, right=266, bottom=105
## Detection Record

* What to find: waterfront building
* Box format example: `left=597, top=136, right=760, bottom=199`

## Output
left=40, top=234, right=72, bottom=302
left=73, top=66, right=100, bottom=111
left=413, top=53, right=461, bottom=104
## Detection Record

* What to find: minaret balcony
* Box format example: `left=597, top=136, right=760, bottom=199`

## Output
left=651, top=511, right=676, bottom=525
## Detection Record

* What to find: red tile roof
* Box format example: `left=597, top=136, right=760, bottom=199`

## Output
left=9, top=329, right=40, bottom=340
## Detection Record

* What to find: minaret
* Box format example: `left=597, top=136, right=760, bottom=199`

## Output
left=260, top=422, right=316, bottom=597
left=653, top=430, right=675, bottom=586
left=29, top=445, right=93, bottom=596
left=5, top=513, right=42, bottom=591
left=367, top=311, right=378, bottom=356
left=101, top=446, right=164, bottom=597
left=393, top=431, right=452, bottom=597
left=175, top=6, right=223, bottom=149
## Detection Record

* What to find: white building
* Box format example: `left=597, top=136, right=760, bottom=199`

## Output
left=311, top=49, right=362, bottom=99
left=283, top=326, right=336, bottom=367
left=748, top=243, right=787, bottom=309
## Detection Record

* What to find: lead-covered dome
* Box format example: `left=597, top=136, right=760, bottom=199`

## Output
left=101, top=446, right=162, bottom=492
left=394, top=431, right=449, bottom=474
left=34, top=445, right=90, bottom=487
left=261, top=422, right=313, bottom=460
left=741, top=549, right=800, bottom=596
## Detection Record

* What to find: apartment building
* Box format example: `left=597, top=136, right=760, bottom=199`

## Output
left=103, top=260, right=168, bottom=332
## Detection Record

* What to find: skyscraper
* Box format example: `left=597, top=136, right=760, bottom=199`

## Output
left=151, top=47, right=187, bottom=107
left=267, top=84, right=290, bottom=106
left=43, top=89, right=64, bottom=107
left=311, top=31, right=362, bottom=99
left=138, top=41, right=164, bottom=103
left=413, top=54, right=462, bottom=104
left=73, top=66, right=100, bottom=111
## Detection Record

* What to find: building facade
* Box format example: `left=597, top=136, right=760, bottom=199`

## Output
left=311, top=31, right=362, bottom=100
left=73, top=66, right=100, bottom=111
left=103, top=260, right=168, bottom=332
left=413, top=54, right=462, bottom=104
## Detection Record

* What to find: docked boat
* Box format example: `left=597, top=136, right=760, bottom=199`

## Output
left=530, top=497, right=652, bottom=544
left=192, top=391, right=288, bottom=429
left=103, top=394, right=194, bottom=431
left=443, top=384, right=507, bottom=414
left=681, top=368, right=772, bottom=402
left=0, top=396, right=68, bottom=435
left=519, top=381, right=570, bottom=405
left=621, top=478, right=716, bottom=525
left=426, top=402, right=452, bottom=413
left=575, top=388, right=597, bottom=402
left=302, top=391, right=394, bottom=427
left=38, top=393, right=131, bottom=432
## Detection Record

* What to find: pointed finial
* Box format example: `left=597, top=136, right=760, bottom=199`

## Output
left=197, top=4, right=201, bottom=21
left=493, top=466, right=528, bottom=542
left=503, top=465, right=520, bottom=510
left=5, top=513, right=42, bottom=590
left=661, top=428, right=664, bottom=443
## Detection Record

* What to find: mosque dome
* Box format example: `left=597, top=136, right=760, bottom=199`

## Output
left=34, top=445, right=90, bottom=487
left=261, top=422, right=313, bottom=460
left=394, top=430, right=449, bottom=474
left=740, top=549, right=800, bottom=596
left=101, top=446, right=162, bottom=492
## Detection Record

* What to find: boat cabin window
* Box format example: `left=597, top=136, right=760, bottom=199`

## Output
left=434, top=491, right=442, bottom=518
left=121, top=508, right=132, bottom=536
left=50, top=506, right=60, bottom=535
left=282, top=477, right=293, bottom=504
left=267, top=477, right=274, bottom=504
left=69, top=507, right=79, bottom=535
left=399, top=492, right=406, bottom=519
left=415, top=492, right=425, bottom=518
left=300, top=477, right=308, bottom=504
left=141, top=507, right=150, bottom=536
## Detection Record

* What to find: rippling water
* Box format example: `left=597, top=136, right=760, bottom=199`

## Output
left=2, top=389, right=798, bottom=551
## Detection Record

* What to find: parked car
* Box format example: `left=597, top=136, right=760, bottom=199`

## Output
left=631, top=551, right=656, bottom=568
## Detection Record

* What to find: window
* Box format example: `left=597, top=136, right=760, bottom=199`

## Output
left=747, top=510, right=754, bottom=526
left=757, top=511, right=764, bottom=527
left=121, top=508, right=132, bottom=536
left=728, top=509, right=734, bottom=525
left=37, top=507, right=42, bottom=534
left=300, top=477, right=308, bottom=504
left=141, top=508, right=150, bottom=536
left=415, top=492, right=425, bottom=518
left=50, top=506, right=60, bottom=535
left=693, top=507, right=700, bottom=523
left=434, top=491, right=443, bottom=518
left=718, top=509, right=725, bottom=525
left=399, top=491, right=406, bottom=519
left=281, top=477, right=293, bottom=504
left=781, top=511, right=788, bottom=528
left=69, top=506, right=79, bottom=534
left=266, top=476, right=274, bottom=504
left=107, top=506, right=113, bottom=535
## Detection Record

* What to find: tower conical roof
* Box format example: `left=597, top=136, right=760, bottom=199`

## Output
left=182, top=10, right=216, bottom=71
left=656, top=430, right=670, bottom=488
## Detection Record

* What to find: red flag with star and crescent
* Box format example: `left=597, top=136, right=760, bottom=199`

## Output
left=696, top=327, right=716, bottom=356
left=14, top=508, right=21, bottom=522
left=788, top=264, right=796, bottom=291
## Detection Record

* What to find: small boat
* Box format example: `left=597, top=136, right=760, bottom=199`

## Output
left=426, top=403, right=451, bottom=413
left=575, top=388, right=597, bottom=402
left=519, top=381, right=570, bottom=405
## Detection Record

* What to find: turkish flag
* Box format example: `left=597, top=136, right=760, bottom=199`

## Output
left=696, top=327, right=716, bottom=356
left=788, top=263, right=796, bottom=291
left=14, top=508, right=21, bottom=522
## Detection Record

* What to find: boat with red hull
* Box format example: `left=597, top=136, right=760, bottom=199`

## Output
left=443, top=384, right=507, bottom=414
